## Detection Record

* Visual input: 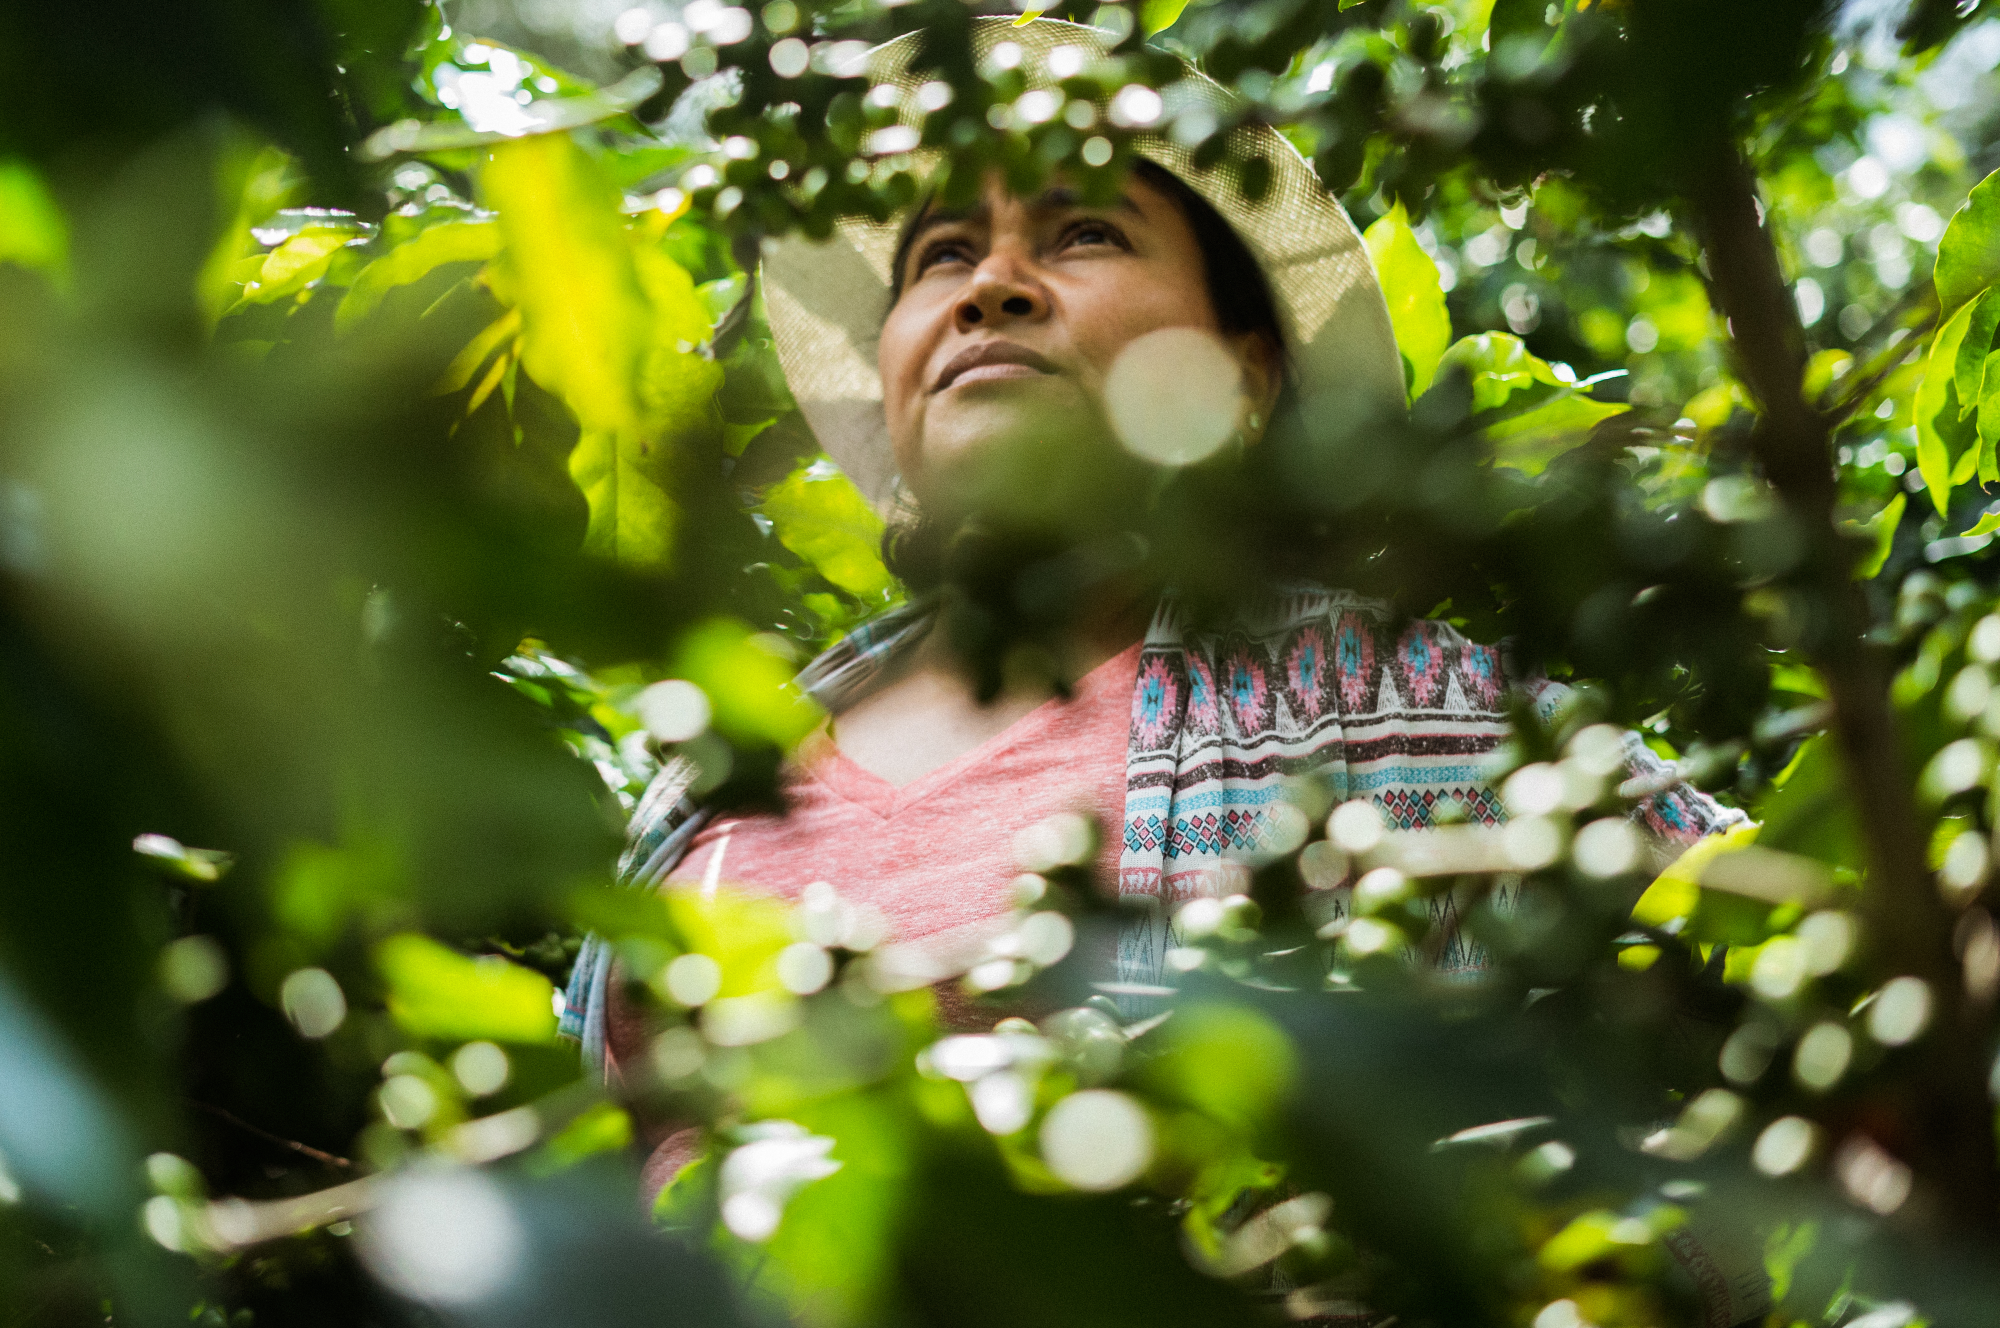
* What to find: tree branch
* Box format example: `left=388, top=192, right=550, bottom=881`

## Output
left=1687, top=143, right=1999, bottom=1234
left=194, top=1101, right=353, bottom=1171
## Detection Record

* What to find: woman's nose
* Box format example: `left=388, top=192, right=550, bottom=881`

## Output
left=954, top=255, right=1047, bottom=329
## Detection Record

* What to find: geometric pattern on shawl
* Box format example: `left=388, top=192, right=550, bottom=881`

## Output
left=1113, top=586, right=1745, bottom=992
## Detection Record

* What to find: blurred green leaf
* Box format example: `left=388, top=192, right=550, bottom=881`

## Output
left=670, top=618, right=823, bottom=748
left=1134, top=1002, right=1296, bottom=1133
left=760, top=461, right=898, bottom=603
left=662, top=885, right=796, bottom=997
left=377, top=933, right=558, bottom=1044
left=0, top=969, right=132, bottom=1217
left=1849, top=491, right=1905, bottom=578
left=0, top=159, right=68, bottom=286
left=534, top=1102, right=634, bottom=1173
left=1364, top=203, right=1452, bottom=399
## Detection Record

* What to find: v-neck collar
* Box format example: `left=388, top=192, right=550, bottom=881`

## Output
left=800, top=642, right=1140, bottom=821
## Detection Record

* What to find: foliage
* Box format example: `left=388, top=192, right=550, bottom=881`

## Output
left=9, top=2, right=2000, bottom=1328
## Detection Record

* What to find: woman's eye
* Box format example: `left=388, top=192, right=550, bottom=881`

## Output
left=1062, top=220, right=1125, bottom=249
left=916, top=241, right=972, bottom=275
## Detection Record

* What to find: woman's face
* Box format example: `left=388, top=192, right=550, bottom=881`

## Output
left=877, top=169, right=1278, bottom=498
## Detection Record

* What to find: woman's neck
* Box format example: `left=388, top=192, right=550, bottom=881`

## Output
left=824, top=582, right=1149, bottom=789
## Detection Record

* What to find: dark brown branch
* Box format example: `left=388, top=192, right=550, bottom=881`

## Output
left=194, top=1101, right=353, bottom=1171
left=1686, top=143, right=2000, bottom=1234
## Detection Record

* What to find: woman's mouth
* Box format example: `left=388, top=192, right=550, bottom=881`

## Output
left=932, top=341, right=1059, bottom=392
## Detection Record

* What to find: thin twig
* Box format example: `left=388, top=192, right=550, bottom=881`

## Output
left=193, top=1102, right=353, bottom=1171
left=1823, top=299, right=1938, bottom=427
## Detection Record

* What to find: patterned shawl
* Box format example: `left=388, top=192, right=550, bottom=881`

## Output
left=561, top=587, right=1742, bottom=1071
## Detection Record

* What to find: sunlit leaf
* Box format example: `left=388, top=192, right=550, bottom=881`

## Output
left=660, top=888, right=798, bottom=991
left=199, top=143, right=296, bottom=325
left=1438, top=331, right=1562, bottom=414
left=1962, top=508, right=2000, bottom=539
left=335, top=219, right=500, bottom=333
left=1142, top=0, right=1193, bottom=33
left=482, top=135, right=648, bottom=440
left=237, top=226, right=359, bottom=306
left=1633, top=823, right=1760, bottom=927
left=436, top=308, right=522, bottom=396
left=759, top=460, right=898, bottom=602
left=483, top=133, right=721, bottom=567
left=360, top=67, right=664, bottom=160
left=1936, top=166, right=2000, bottom=317
left=376, top=933, right=558, bottom=1044
left=1363, top=203, right=1452, bottom=400
left=1916, top=298, right=1977, bottom=516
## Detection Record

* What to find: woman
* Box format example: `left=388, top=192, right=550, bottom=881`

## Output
left=564, top=15, right=1743, bottom=1214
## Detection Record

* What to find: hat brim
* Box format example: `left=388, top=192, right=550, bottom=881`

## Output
left=762, top=17, right=1404, bottom=508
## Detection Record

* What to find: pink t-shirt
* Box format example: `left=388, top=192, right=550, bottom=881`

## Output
left=612, top=642, right=1138, bottom=1195
left=663, top=641, right=1139, bottom=947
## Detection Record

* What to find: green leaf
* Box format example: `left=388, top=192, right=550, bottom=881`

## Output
left=375, top=933, right=557, bottom=1044
left=483, top=134, right=721, bottom=567
left=335, top=220, right=500, bottom=333
left=1484, top=393, right=1625, bottom=474
left=1437, top=332, right=1563, bottom=414
left=1936, top=167, right=2000, bottom=318
left=1362, top=203, right=1451, bottom=400
left=1956, top=288, right=2000, bottom=410
left=1142, top=0, right=1193, bottom=33
left=759, top=460, right=898, bottom=602
left=1851, top=491, right=1905, bottom=579
left=1962, top=507, right=2000, bottom=539
left=1954, top=443, right=1982, bottom=484
left=235, top=226, right=362, bottom=307
left=1979, top=348, right=2000, bottom=484
left=483, top=135, right=649, bottom=437
left=1916, top=299, right=1977, bottom=516
left=0, top=159, right=69, bottom=286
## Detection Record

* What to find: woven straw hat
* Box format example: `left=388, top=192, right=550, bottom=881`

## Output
left=761, top=16, right=1403, bottom=508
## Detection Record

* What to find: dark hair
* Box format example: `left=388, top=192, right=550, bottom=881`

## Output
left=885, top=158, right=1286, bottom=355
